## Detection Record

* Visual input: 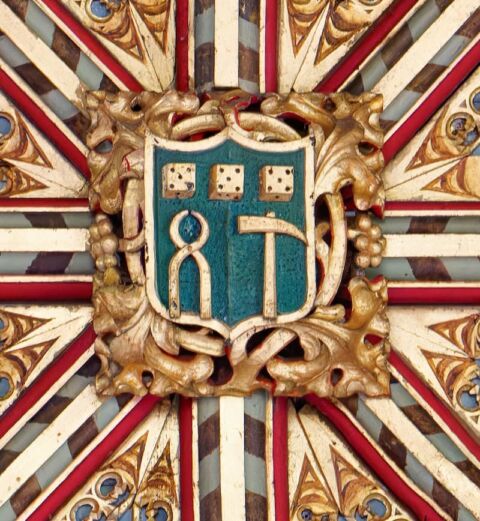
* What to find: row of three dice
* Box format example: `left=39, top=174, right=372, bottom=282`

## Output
left=162, top=163, right=295, bottom=201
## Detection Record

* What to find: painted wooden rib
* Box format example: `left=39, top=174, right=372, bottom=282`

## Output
left=31, top=0, right=130, bottom=91
left=214, top=0, right=240, bottom=88
left=373, top=0, right=479, bottom=108
left=384, top=234, right=480, bottom=257
left=0, top=2, right=85, bottom=110
left=219, top=396, right=246, bottom=520
left=0, top=305, right=92, bottom=416
left=0, top=384, right=102, bottom=507
left=364, top=397, right=480, bottom=517
left=389, top=306, right=480, bottom=440
left=0, top=345, right=94, bottom=451
left=0, top=229, right=89, bottom=252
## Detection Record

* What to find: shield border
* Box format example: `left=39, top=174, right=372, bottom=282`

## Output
left=144, top=127, right=317, bottom=341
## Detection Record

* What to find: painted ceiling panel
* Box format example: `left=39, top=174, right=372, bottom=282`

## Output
left=0, top=1, right=479, bottom=520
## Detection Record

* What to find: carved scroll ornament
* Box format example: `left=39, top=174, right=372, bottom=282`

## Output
left=83, top=88, right=389, bottom=398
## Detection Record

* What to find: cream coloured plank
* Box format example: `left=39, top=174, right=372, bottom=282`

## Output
left=32, top=0, right=129, bottom=91
left=0, top=229, right=89, bottom=252
left=0, top=2, right=84, bottom=108
left=365, top=397, right=480, bottom=517
left=0, top=385, right=103, bottom=506
left=384, top=234, right=480, bottom=257
left=214, top=0, right=239, bottom=88
left=373, top=0, right=480, bottom=108
left=219, top=396, right=246, bottom=520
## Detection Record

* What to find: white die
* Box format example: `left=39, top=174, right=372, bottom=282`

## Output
left=162, top=163, right=196, bottom=199
left=209, top=164, right=244, bottom=200
left=259, top=165, right=294, bottom=202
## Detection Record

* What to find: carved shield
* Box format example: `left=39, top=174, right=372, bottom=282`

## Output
left=145, top=128, right=316, bottom=340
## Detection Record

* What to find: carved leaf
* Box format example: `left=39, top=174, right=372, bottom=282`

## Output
left=0, top=164, right=47, bottom=197
left=429, top=313, right=480, bottom=358
left=315, top=0, right=381, bottom=64
left=0, top=309, right=50, bottom=349
left=287, top=0, right=328, bottom=54
left=422, top=157, right=480, bottom=200
left=132, top=0, right=171, bottom=52
left=0, top=340, right=56, bottom=401
left=135, top=441, right=177, bottom=517
left=0, top=111, right=51, bottom=167
left=290, top=455, right=337, bottom=518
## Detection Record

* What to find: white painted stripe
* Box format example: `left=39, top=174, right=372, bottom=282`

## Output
left=0, top=56, right=88, bottom=155
left=0, top=274, right=92, bottom=283
left=32, top=0, right=129, bottom=90
left=0, top=2, right=84, bottom=108
left=333, top=400, right=442, bottom=515
left=17, top=397, right=141, bottom=521
left=0, top=228, right=89, bottom=252
left=214, top=0, right=239, bottom=87
left=384, top=208, right=480, bottom=218
left=384, top=234, right=480, bottom=257
left=191, top=399, right=201, bottom=521
left=374, top=0, right=480, bottom=107
left=0, top=344, right=94, bottom=450
left=258, top=0, right=267, bottom=93
left=265, top=396, right=275, bottom=521
left=389, top=364, right=480, bottom=468
left=388, top=280, right=480, bottom=289
left=0, top=206, right=90, bottom=214
left=385, top=33, right=480, bottom=141
left=0, top=385, right=103, bottom=506
left=219, top=396, right=246, bottom=520
left=365, top=397, right=480, bottom=517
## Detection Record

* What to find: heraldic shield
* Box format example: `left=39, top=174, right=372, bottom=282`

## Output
left=145, top=128, right=316, bottom=341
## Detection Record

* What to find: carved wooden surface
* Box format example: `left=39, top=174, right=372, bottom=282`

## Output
left=0, top=1, right=479, bottom=520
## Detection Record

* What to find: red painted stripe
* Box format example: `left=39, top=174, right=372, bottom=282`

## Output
left=390, top=351, right=480, bottom=461
left=36, top=0, right=142, bottom=92
left=27, top=394, right=160, bottom=521
left=0, top=281, right=93, bottom=301
left=265, top=0, right=279, bottom=92
left=306, top=396, right=444, bottom=521
left=0, top=199, right=89, bottom=209
left=176, top=0, right=190, bottom=92
left=273, top=397, right=289, bottom=521
left=0, top=326, right=95, bottom=441
left=388, top=286, right=480, bottom=305
left=0, top=69, right=89, bottom=178
left=316, top=0, right=419, bottom=93
left=386, top=201, right=480, bottom=213
left=384, top=38, right=480, bottom=163
left=179, top=397, right=194, bottom=521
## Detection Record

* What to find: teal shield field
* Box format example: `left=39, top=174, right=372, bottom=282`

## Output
left=153, top=138, right=311, bottom=328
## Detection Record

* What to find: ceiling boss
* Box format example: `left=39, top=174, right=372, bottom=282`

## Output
left=84, top=88, right=389, bottom=398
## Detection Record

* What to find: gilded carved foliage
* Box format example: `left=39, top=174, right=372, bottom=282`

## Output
left=0, top=309, right=51, bottom=401
left=290, top=455, right=337, bottom=520
left=0, top=340, right=56, bottom=401
left=0, top=109, right=53, bottom=197
left=331, top=448, right=408, bottom=520
left=315, top=0, right=386, bottom=63
left=290, top=405, right=410, bottom=520
left=0, top=110, right=51, bottom=167
left=74, top=0, right=171, bottom=59
left=84, top=88, right=389, bottom=398
left=0, top=164, right=47, bottom=197
left=287, top=0, right=328, bottom=55
left=408, top=85, right=480, bottom=199
left=424, top=314, right=480, bottom=421
left=285, top=0, right=388, bottom=62
left=60, top=402, right=178, bottom=521
left=0, top=309, right=49, bottom=348
left=67, top=433, right=147, bottom=520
